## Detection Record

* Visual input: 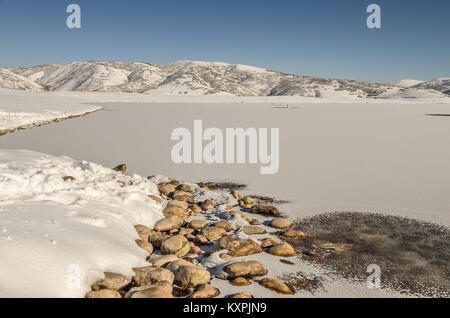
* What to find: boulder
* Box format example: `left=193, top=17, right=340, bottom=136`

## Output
left=232, top=190, right=243, bottom=200
left=200, top=226, right=227, bottom=241
left=270, top=218, right=293, bottom=229
left=250, top=205, right=280, bottom=216
left=189, top=220, right=210, bottom=230
left=268, top=243, right=297, bottom=257
left=230, top=277, right=251, bottom=286
left=228, top=292, right=253, bottom=298
left=133, top=266, right=175, bottom=286
left=176, top=184, right=192, bottom=192
left=229, top=211, right=252, bottom=223
left=148, top=195, right=163, bottom=203
left=189, top=284, right=219, bottom=298
left=135, top=239, right=153, bottom=255
left=126, top=281, right=173, bottom=298
left=213, top=221, right=232, bottom=232
left=158, top=183, right=176, bottom=196
left=173, top=194, right=194, bottom=203
left=162, top=205, right=187, bottom=218
left=134, top=224, right=152, bottom=241
left=91, top=272, right=131, bottom=291
left=216, top=236, right=262, bottom=256
left=260, top=237, right=279, bottom=248
left=154, top=216, right=185, bottom=232
left=112, top=164, right=126, bottom=174
left=223, top=261, right=267, bottom=279
left=148, top=231, right=169, bottom=248
left=167, top=200, right=188, bottom=210
left=173, top=265, right=211, bottom=289
left=239, top=197, right=255, bottom=209
left=260, top=278, right=294, bottom=295
left=165, top=259, right=196, bottom=273
left=189, top=204, right=203, bottom=213
left=160, top=235, right=190, bottom=257
left=282, top=230, right=306, bottom=238
left=85, top=289, right=122, bottom=298
left=149, top=254, right=179, bottom=267
left=243, top=226, right=266, bottom=235
left=201, top=200, right=215, bottom=210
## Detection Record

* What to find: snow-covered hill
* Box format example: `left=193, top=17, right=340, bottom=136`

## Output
left=1, top=60, right=448, bottom=98
left=412, top=78, right=450, bottom=95
left=390, top=79, right=425, bottom=88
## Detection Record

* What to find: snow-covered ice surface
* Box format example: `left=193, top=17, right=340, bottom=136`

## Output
left=0, top=88, right=101, bottom=133
left=0, top=150, right=163, bottom=297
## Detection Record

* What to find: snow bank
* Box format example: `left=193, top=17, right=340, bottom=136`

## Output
left=0, top=88, right=101, bottom=132
left=0, top=150, right=163, bottom=297
left=374, top=88, right=449, bottom=99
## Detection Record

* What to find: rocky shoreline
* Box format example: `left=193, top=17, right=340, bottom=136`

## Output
left=85, top=164, right=314, bottom=298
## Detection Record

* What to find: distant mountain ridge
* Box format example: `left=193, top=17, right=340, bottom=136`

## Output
left=1, top=60, right=448, bottom=98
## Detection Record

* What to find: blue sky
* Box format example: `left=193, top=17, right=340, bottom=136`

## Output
left=0, top=0, right=448, bottom=83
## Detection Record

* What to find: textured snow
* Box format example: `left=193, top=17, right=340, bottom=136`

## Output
left=0, top=149, right=163, bottom=297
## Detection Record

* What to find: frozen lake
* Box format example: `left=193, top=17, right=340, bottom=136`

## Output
left=2, top=101, right=450, bottom=226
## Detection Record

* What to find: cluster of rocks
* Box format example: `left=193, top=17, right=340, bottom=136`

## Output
left=86, top=171, right=308, bottom=298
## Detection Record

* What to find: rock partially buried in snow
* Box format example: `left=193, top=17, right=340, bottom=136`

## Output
left=201, top=199, right=215, bottom=210
left=250, top=205, right=280, bottom=217
left=160, top=235, right=190, bottom=257
left=134, top=224, right=152, bottom=241
left=229, top=210, right=252, bottom=223
left=223, top=261, right=268, bottom=279
left=135, top=239, right=154, bottom=255
left=112, top=164, right=126, bottom=174
left=148, top=194, right=163, bottom=203
left=176, top=184, right=192, bottom=192
left=85, top=289, right=122, bottom=298
left=133, top=266, right=175, bottom=286
left=243, top=226, right=266, bottom=235
left=259, top=278, right=294, bottom=295
left=126, top=281, right=173, bottom=298
left=268, top=243, right=297, bottom=257
left=91, top=272, right=132, bottom=291
left=154, top=215, right=185, bottom=232
left=189, top=284, right=219, bottom=298
left=216, top=236, right=262, bottom=256
left=270, top=218, right=293, bottom=229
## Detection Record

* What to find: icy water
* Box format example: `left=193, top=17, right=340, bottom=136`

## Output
left=2, top=102, right=450, bottom=226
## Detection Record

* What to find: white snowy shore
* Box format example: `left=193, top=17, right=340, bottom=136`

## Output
left=0, top=88, right=101, bottom=133
left=0, top=150, right=163, bottom=297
